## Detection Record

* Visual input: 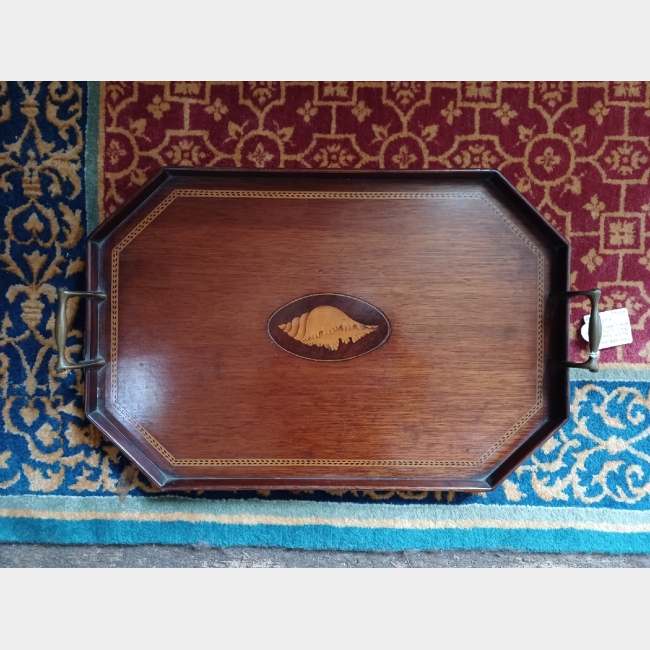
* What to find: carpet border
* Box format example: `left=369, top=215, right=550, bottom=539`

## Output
left=84, top=81, right=100, bottom=235
left=570, top=368, right=650, bottom=381
left=2, top=496, right=650, bottom=553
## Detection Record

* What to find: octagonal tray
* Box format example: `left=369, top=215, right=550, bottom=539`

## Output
left=56, top=169, right=601, bottom=492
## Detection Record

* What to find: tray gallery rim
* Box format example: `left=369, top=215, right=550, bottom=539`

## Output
left=67, top=168, right=584, bottom=492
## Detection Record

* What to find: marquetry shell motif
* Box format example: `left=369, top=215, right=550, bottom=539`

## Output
left=268, top=293, right=391, bottom=361
left=279, top=306, right=378, bottom=351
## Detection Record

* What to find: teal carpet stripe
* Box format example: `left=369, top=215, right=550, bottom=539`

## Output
left=3, top=518, right=650, bottom=554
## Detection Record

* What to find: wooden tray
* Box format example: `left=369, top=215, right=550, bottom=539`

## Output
left=55, top=169, right=602, bottom=492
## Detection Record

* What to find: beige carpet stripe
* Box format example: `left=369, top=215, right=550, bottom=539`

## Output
left=2, top=508, right=650, bottom=533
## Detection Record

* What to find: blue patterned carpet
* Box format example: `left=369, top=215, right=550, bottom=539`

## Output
left=2, top=82, right=650, bottom=552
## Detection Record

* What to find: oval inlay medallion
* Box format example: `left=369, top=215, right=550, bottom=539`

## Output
left=267, top=294, right=391, bottom=362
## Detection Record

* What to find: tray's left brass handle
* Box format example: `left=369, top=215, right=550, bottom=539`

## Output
left=549, top=288, right=601, bottom=373
left=55, top=288, right=107, bottom=372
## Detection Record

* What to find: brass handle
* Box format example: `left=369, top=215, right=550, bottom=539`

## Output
left=54, top=288, right=107, bottom=372
left=549, top=288, right=601, bottom=373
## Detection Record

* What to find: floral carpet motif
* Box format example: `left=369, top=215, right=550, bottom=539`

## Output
left=1, top=82, right=650, bottom=552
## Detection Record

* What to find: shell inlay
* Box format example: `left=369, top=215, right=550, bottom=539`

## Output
left=278, top=305, right=378, bottom=351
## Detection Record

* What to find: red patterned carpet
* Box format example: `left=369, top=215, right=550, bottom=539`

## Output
left=99, top=82, right=650, bottom=367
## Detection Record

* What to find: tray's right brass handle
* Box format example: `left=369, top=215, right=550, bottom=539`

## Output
left=55, top=288, right=107, bottom=372
left=549, top=288, right=601, bottom=373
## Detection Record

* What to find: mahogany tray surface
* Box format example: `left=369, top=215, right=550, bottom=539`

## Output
left=84, top=169, right=570, bottom=491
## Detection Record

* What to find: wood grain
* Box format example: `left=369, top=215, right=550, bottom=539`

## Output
left=85, top=169, right=570, bottom=491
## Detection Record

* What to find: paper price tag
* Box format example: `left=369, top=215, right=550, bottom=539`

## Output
left=581, top=308, right=632, bottom=350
